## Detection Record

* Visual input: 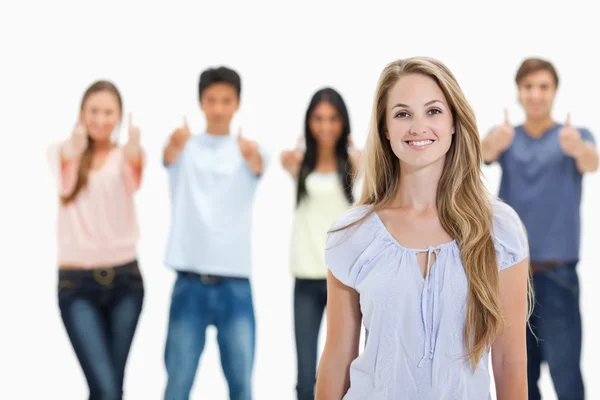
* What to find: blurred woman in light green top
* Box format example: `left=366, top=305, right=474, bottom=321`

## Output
left=280, top=87, right=360, bottom=400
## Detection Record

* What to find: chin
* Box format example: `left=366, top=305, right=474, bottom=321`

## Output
left=400, top=154, right=445, bottom=171
left=89, top=132, right=112, bottom=142
left=320, top=139, right=338, bottom=149
left=208, top=118, right=227, bottom=126
left=525, top=108, right=549, bottom=120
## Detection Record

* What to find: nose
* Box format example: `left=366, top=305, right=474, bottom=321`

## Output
left=214, top=105, right=225, bottom=117
left=322, top=118, right=334, bottom=132
left=529, top=87, right=544, bottom=101
left=91, top=116, right=103, bottom=129
left=409, top=114, right=428, bottom=136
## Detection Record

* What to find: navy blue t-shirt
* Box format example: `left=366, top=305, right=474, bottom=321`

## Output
left=494, top=124, right=595, bottom=262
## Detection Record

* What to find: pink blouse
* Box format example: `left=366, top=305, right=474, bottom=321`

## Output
left=48, top=143, right=144, bottom=268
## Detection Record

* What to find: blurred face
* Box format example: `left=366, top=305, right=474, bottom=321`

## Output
left=309, top=101, right=343, bottom=149
left=517, top=69, right=557, bottom=121
left=385, top=73, right=454, bottom=171
left=200, top=82, right=239, bottom=128
left=80, top=91, right=121, bottom=142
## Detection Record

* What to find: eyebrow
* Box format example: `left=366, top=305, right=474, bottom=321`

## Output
left=392, top=99, right=444, bottom=109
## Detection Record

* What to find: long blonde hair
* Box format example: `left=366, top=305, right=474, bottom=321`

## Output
left=350, top=57, right=527, bottom=368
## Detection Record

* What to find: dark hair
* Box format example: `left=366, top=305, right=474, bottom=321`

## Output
left=515, top=57, right=559, bottom=87
left=61, top=80, right=122, bottom=205
left=296, top=88, right=354, bottom=206
left=198, top=66, right=241, bottom=99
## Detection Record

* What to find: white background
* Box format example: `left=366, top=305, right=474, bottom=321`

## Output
left=1, top=1, right=599, bottom=399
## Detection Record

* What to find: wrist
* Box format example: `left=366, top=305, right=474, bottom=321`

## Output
left=125, top=141, right=141, bottom=157
left=573, top=142, right=586, bottom=159
left=62, top=138, right=85, bottom=159
left=493, top=132, right=507, bottom=150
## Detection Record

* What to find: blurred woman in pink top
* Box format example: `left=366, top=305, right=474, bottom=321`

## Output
left=48, top=80, right=145, bottom=400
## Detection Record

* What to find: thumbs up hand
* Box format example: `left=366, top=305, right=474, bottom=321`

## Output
left=125, top=112, right=142, bottom=160
left=559, top=112, right=584, bottom=158
left=237, top=127, right=259, bottom=161
left=163, top=116, right=191, bottom=166
left=127, top=113, right=140, bottom=144
left=171, top=116, right=191, bottom=148
left=280, top=134, right=305, bottom=177
left=237, top=127, right=263, bottom=175
left=62, top=118, right=89, bottom=160
left=72, top=117, right=89, bottom=151
left=492, top=108, right=516, bottom=152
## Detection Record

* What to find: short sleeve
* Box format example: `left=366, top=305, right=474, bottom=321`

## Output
left=492, top=199, right=529, bottom=271
left=325, top=206, right=376, bottom=288
left=580, top=127, right=596, bottom=146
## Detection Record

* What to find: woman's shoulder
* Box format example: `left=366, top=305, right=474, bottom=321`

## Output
left=329, top=204, right=374, bottom=231
left=491, top=198, right=524, bottom=234
left=325, top=204, right=387, bottom=288
left=490, top=198, right=529, bottom=270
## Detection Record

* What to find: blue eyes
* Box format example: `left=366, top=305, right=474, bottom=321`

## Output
left=394, top=109, right=442, bottom=118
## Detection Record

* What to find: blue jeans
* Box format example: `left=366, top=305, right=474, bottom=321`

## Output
left=294, top=278, right=327, bottom=400
left=164, top=272, right=255, bottom=400
left=58, top=260, right=144, bottom=400
left=527, top=262, right=584, bottom=400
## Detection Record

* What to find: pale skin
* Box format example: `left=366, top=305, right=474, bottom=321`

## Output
left=280, top=101, right=360, bottom=178
left=60, top=91, right=143, bottom=180
left=163, top=82, right=264, bottom=175
left=482, top=69, right=598, bottom=173
left=315, top=73, right=528, bottom=400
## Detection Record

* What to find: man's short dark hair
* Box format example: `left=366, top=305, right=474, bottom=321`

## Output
left=198, top=66, right=241, bottom=99
left=515, top=58, right=559, bottom=88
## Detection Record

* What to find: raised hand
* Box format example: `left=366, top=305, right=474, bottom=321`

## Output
left=493, top=108, right=516, bottom=152
left=127, top=113, right=140, bottom=144
left=62, top=118, right=89, bottom=160
left=171, top=116, right=191, bottom=148
left=237, top=127, right=259, bottom=161
left=163, top=115, right=191, bottom=166
left=125, top=112, right=142, bottom=160
left=280, top=134, right=304, bottom=177
left=237, top=127, right=263, bottom=175
left=559, top=112, right=584, bottom=158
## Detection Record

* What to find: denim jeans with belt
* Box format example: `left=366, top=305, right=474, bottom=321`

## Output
left=527, top=261, right=584, bottom=400
left=58, top=259, right=144, bottom=400
left=164, top=271, right=256, bottom=400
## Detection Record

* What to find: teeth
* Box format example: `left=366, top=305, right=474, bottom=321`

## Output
left=408, top=140, right=433, bottom=146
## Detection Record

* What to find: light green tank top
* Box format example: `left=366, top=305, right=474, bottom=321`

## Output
left=290, top=172, right=351, bottom=279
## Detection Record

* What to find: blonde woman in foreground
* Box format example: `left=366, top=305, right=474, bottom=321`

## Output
left=315, top=57, right=531, bottom=400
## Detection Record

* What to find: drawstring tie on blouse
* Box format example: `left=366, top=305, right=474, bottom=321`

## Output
left=418, top=246, right=441, bottom=368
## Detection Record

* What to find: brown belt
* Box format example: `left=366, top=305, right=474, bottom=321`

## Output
left=530, top=260, right=569, bottom=274
left=58, top=260, right=139, bottom=285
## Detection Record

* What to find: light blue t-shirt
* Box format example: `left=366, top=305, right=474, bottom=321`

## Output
left=163, top=133, right=267, bottom=278
left=497, top=124, right=595, bottom=262
left=325, top=200, right=528, bottom=400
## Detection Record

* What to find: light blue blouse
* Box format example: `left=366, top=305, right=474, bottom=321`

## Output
left=325, top=199, right=528, bottom=399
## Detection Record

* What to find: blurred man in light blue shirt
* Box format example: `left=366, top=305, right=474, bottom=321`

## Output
left=162, top=66, right=268, bottom=400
